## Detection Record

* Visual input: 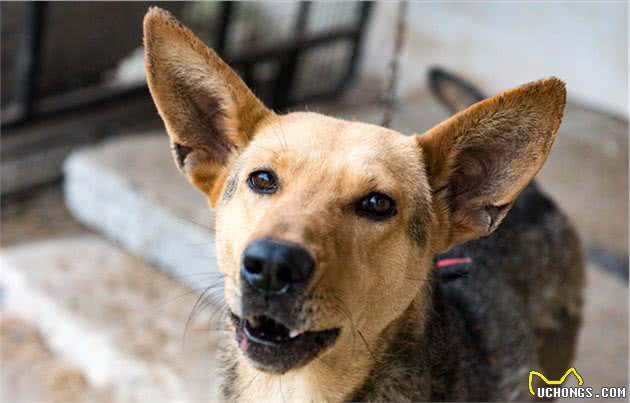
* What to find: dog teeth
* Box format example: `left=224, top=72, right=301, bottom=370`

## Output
left=289, top=330, right=301, bottom=338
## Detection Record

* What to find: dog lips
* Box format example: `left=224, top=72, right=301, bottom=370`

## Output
left=240, top=336, right=249, bottom=351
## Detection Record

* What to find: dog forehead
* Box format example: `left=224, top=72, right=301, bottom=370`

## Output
left=252, top=112, right=417, bottom=168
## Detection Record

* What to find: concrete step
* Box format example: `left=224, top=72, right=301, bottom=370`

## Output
left=63, top=134, right=221, bottom=294
left=0, top=316, right=115, bottom=403
left=1, top=236, right=223, bottom=403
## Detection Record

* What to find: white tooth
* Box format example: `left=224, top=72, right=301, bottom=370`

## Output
left=289, top=330, right=301, bottom=338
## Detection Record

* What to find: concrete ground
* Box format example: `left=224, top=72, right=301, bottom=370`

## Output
left=0, top=317, right=116, bottom=403
left=1, top=92, right=627, bottom=401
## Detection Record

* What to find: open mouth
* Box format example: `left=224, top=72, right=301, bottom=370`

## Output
left=230, top=313, right=340, bottom=373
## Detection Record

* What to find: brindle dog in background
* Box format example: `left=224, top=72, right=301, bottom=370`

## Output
left=143, top=8, right=584, bottom=402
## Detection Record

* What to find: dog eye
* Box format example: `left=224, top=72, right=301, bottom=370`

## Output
left=357, top=193, right=397, bottom=220
left=248, top=170, right=278, bottom=194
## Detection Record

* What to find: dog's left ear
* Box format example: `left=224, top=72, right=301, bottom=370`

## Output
left=143, top=7, right=273, bottom=205
left=417, top=78, right=566, bottom=252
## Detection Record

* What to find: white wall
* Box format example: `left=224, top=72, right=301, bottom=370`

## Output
left=363, top=1, right=628, bottom=118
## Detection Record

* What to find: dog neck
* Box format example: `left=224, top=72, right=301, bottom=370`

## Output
left=220, top=278, right=436, bottom=403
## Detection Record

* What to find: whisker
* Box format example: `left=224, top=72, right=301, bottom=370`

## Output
left=183, top=284, right=220, bottom=346
left=404, top=276, right=430, bottom=282
left=331, top=295, right=358, bottom=372
left=232, top=373, right=260, bottom=402
left=357, top=329, right=377, bottom=363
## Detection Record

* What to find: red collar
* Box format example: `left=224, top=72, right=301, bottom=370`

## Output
left=436, top=257, right=472, bottom=282
left=436, top=257, right=472, bottom=268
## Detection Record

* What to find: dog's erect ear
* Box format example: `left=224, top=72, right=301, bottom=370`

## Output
left=143, top=7, right=273, bottom=203
left=417, top=78, right=566, bottom=252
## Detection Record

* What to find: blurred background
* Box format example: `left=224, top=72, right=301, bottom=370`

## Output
left=1, top=2, right=627, bottom=402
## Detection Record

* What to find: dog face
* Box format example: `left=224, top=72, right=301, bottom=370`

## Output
left=213, top=113, right=434, bottom=373
left=144, top=8, right=565, bottom=375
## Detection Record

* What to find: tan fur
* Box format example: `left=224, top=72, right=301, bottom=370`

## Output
left=143, top=8, right=567, bottom=402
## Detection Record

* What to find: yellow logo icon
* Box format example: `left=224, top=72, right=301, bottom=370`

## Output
left=528, top=367, right=584, bottom=396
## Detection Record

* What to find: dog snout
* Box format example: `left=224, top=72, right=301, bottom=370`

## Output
left=241, top=238, right=315, bottom=295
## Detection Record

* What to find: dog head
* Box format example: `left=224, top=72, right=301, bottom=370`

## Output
left=144, top=8, right=565, bottom=375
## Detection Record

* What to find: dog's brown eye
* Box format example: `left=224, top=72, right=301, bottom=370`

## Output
left=248, top=170, right=278, bottom=194
left=357, top=193, right=397, bottom=220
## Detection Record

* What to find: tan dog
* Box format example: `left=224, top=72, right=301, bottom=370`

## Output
left=143, top=8, right=584, bottom=402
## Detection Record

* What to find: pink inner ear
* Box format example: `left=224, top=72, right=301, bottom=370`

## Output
left=450, top=141, right=517, bottom=208
left=451, top=149, right=488, bottom=198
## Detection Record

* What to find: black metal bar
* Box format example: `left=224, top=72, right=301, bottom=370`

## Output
left=215, top=2, right=235, bottom=56
left=229, top=27, right=356, bottom=66
left=13, top=2, right=46, bottom=121
left=270, top=2, right=311, bottom=109
left=1, top=85, right=150, bottom=133
left=241, top=65, right=256, bottom=89
left=1, top=25, right=361, bottom=130
left=3, top=3, right=373, bottom=131
left=330, top=2, right=374, bottom=98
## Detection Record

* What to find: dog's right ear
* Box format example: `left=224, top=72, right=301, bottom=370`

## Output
left=143, top=7, right=273, bottom=203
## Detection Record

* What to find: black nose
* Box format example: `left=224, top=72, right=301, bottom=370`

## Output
left=241, top=238, right=315, bottom=294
